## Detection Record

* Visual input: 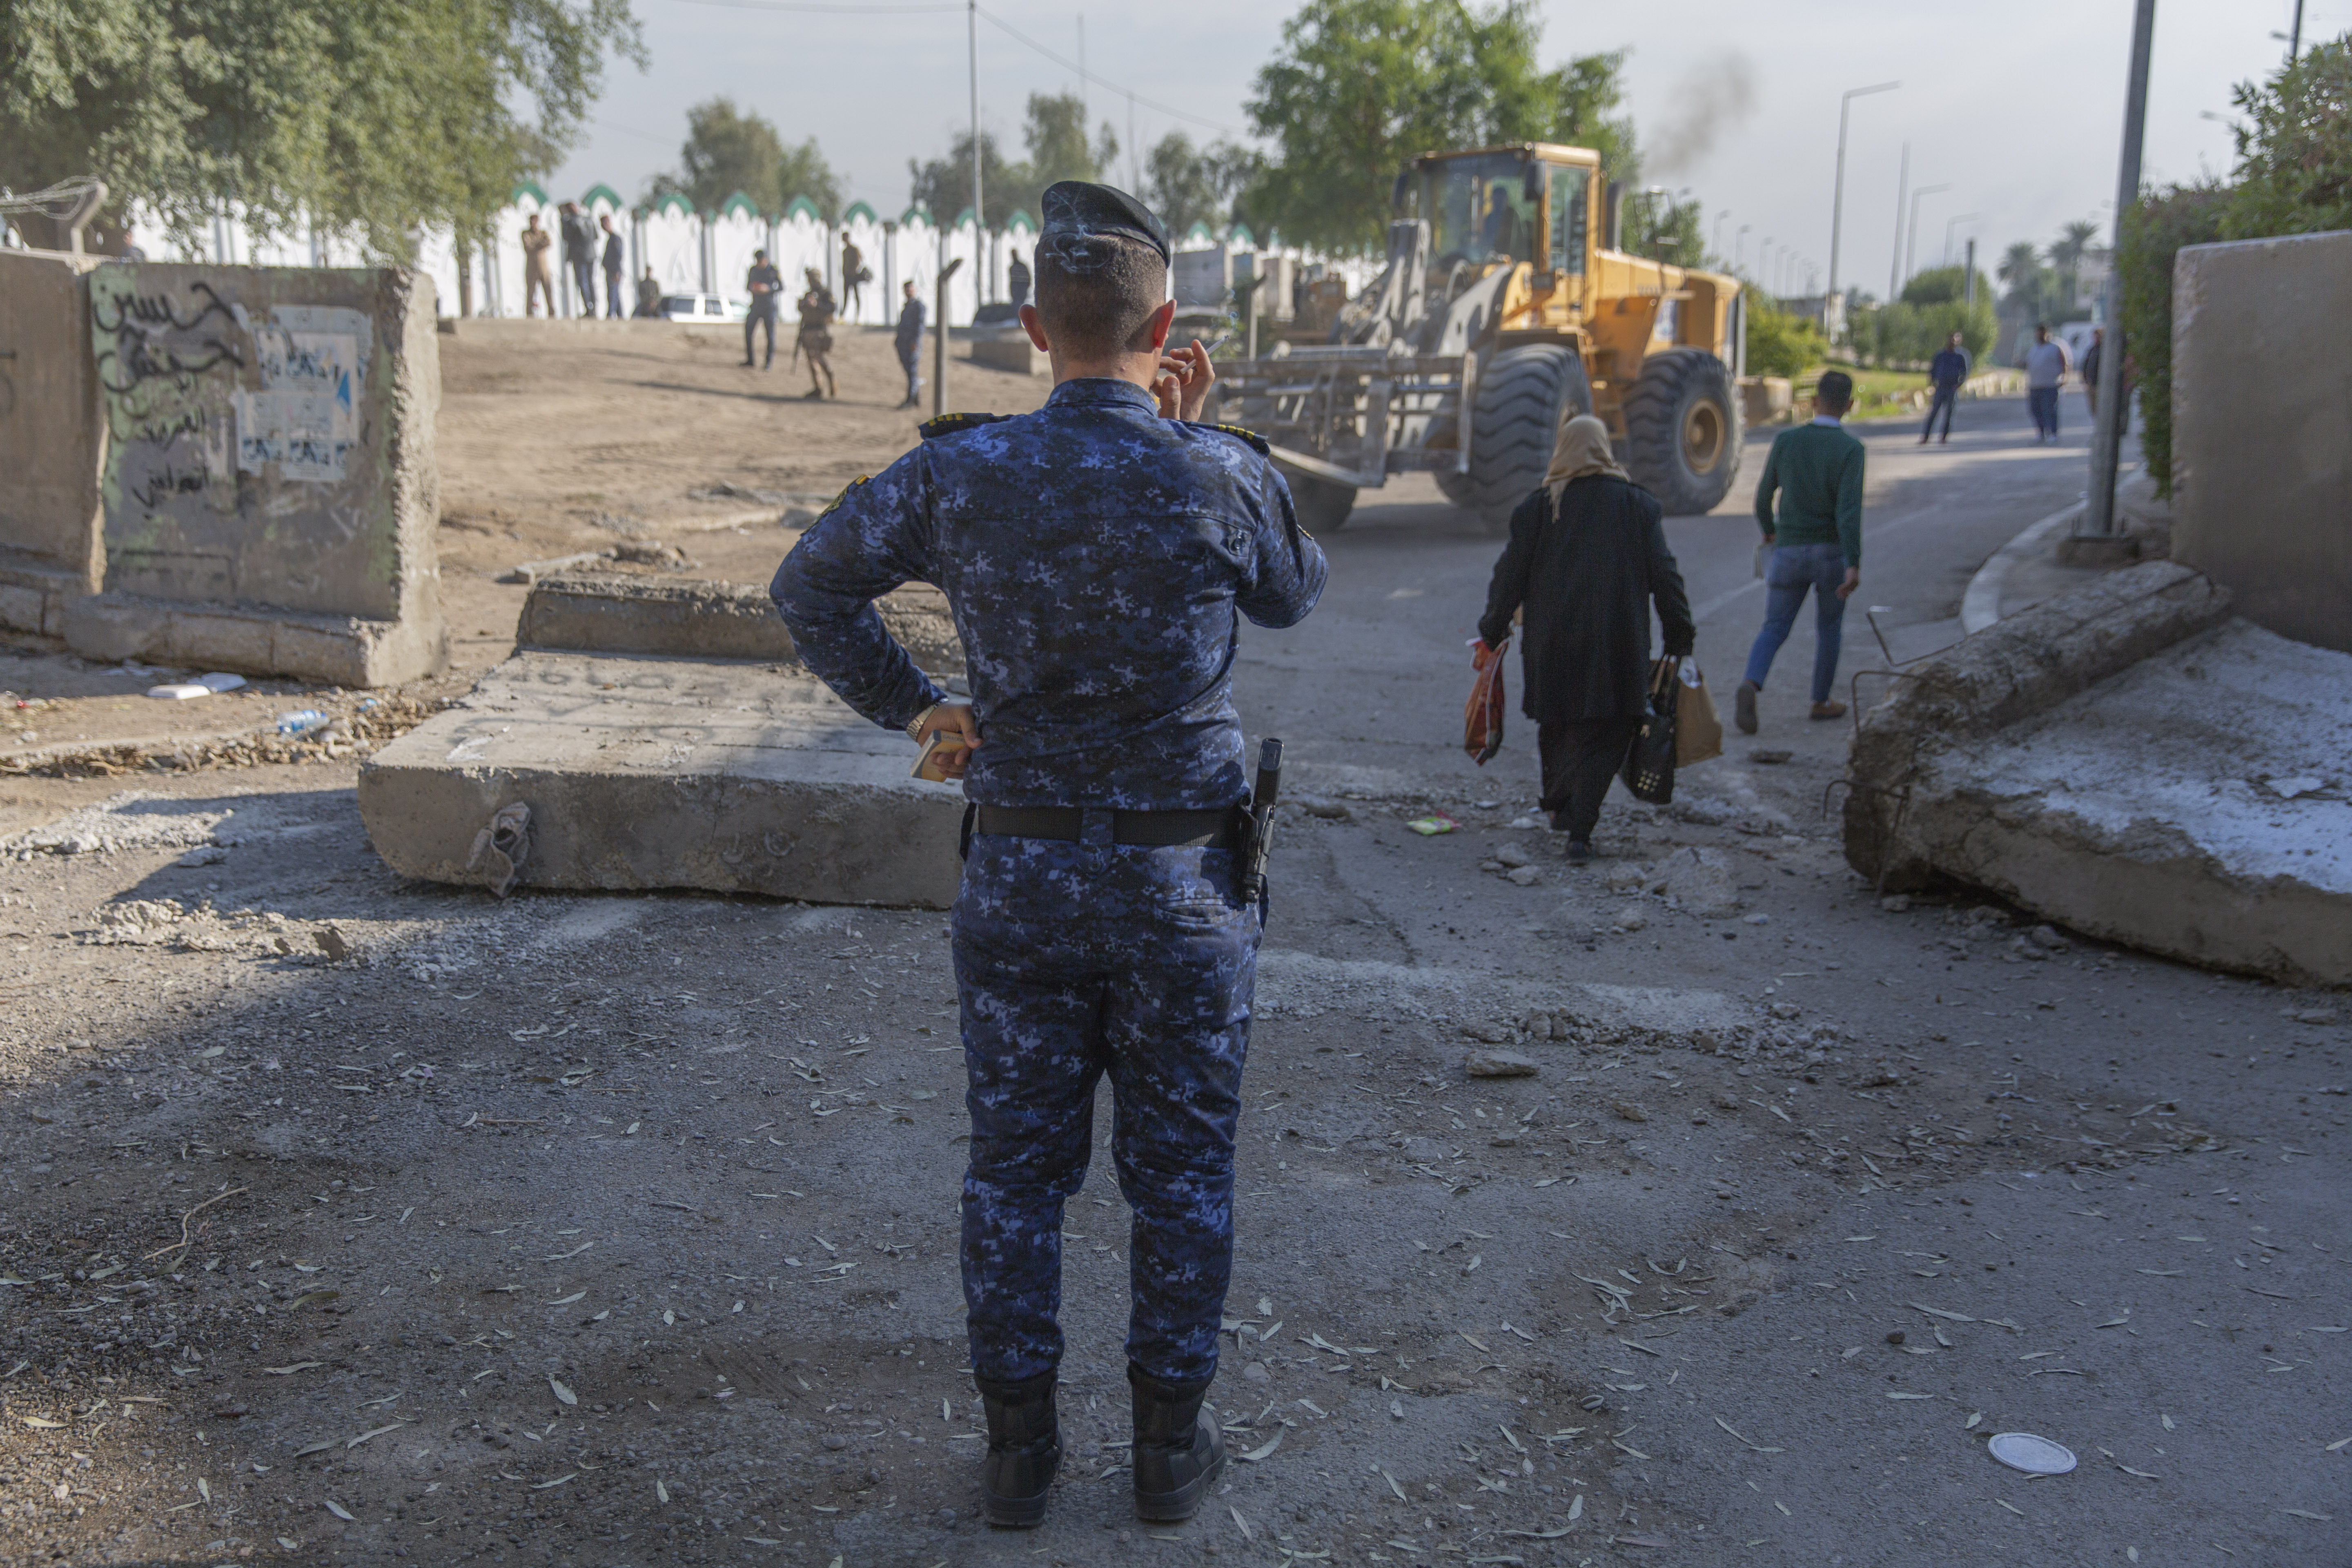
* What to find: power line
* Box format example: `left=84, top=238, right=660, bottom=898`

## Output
left=972, top=7, right=1240, bottom=136
left=668, top=0, right=1242, bottom=137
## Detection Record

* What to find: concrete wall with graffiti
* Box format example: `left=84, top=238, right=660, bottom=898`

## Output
left=49, top=263, right=448, bottom=686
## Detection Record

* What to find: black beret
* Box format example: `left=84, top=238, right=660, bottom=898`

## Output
left=1038, top=180, right=1170, bottom=272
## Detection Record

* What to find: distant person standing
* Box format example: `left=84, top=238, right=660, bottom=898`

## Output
left=558, top=201, right=597, bottom=317
left=520, top=214, right=556, bottom=317
left=598, top=214, right=626, bottom=318
left=633, top=267, right=662, bottom=318
left=743, top=249, right=784, bottom=368
left=1920, top=331, right=1969, bottom=445
left=797, top=268, right=838, bottom=400
left=2024, top=322, right=2071, bottom=444
left=1007, top=252, right=1033, bottom=311
left=1735, top=369, right=1865, bottom=733
left=894, top=278, right=926, bottom=410
left=2080, top=327, right=2104, bottom=418
left=840, top=231, right=869, bottom=318
left=1475, top=415, right=1694, bottom=864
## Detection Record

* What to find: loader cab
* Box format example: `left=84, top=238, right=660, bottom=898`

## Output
left=1402, top=145, right=1601, bottom=323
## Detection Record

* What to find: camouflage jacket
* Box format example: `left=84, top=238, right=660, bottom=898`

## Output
left=770, top=377, right=1326, bottom=810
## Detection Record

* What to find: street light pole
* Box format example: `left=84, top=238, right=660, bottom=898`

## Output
left=1943, top=213, right=1982, bottom=268
left=1889, top=142, right=1909, bottom=304
left=2084, top=0, right=2158, bottom=539
left=1714, top=209, right=1729, bottom=264
left=1829, top=80, right=1901, bottom=332
left=1903, top=183, right=1951, bottom=290
left=1736, top=224, right=1750, bottom=272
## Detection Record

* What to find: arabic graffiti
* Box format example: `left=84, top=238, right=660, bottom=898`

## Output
left=87, top=265, right=392, bottom=617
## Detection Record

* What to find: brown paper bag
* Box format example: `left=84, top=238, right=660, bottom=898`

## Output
left=1674, top=660, right=1723, bottom=766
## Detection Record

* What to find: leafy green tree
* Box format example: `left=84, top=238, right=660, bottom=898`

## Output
left=908, top=92, right=1118, bottom=229
left=646, top=97, right=840, bottom=220
left=2117, top=185, right=2227, bottom=497
left=0, top=0, right=643, bottom=258
left=1900, top=264, right=1993, bottom=307
left=2219, top=37, right=2352, bottom=237
left=1147, top=132, right=1260, bottom=241
left=1743, top=298, right=1824, bottom=379
left=1024, top=91, right=1118, bottom=191
left=1242, top=0, right=1637, bottom=256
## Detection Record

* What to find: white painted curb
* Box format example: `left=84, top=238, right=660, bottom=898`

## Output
left=1959, top=501, right=2086, bottom=635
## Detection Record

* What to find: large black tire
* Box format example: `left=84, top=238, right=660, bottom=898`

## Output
left=1624, top=347, right=1743, bottom=515
left=1286, top=472, right=1357, bottom=532
left=1449, top=344, right=1594, bottom=530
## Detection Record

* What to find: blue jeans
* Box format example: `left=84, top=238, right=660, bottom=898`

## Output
left=2028, top=385, right=2060, bottom=438
left=1743, top=541, right=1850, bottom=705
left=1922, top=384, right=1958, bottom=441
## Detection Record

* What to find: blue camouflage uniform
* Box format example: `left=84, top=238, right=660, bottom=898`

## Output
left=771, top=376, right=1326, bottom=1386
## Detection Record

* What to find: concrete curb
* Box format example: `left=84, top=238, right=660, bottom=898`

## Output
left=1959, top=500, right=2085, bottom=634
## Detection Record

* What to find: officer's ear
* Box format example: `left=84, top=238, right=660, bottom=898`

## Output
left=1143, top=298, right=1176, bottom=354
left=1018, top=303, right=1051, bottom=354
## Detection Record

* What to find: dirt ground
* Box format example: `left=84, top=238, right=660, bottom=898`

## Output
left=1, top=330, right=2346, bottom=1568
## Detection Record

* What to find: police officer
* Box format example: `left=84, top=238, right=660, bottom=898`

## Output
left=770, top=181, right=1325, bottom=1530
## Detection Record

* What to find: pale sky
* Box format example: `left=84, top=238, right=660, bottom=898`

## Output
left=553, top=0, right=2324, bottom=295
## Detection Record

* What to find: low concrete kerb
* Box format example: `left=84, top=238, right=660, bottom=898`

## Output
left=1960, top=501, right=2085, bottom=634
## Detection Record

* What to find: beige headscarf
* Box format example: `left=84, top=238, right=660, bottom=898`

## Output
left=1544, top=413, right=1628, bottom=503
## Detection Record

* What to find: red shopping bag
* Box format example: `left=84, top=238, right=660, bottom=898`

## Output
left=1465, top=638, right=1508, bottom=765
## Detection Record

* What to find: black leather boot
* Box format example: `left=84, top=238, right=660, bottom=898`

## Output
left=1129, top=1365, right=1225, bottom=1522
left=975, top=1372, right=1060, bottom=1528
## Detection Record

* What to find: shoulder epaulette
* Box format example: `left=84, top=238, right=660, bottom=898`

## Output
left=1188, top=421, right=1270, bottom=455
left=918, top=412, right=1011, bottom=440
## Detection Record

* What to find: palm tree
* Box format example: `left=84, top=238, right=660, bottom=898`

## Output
left=1997, top=240, right=2041, bottom=298
left=2047, top=219, right=2098, bottom=271
left=2048, top=219, right=2100, bottom=311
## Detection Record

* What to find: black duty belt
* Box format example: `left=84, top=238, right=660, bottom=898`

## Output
left=972, top=805, right=1240, bottom=849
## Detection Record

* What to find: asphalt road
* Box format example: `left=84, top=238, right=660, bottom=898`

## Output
left=2, top=391, right=2344, bottom=1568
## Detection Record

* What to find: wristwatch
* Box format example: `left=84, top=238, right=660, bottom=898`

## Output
left=906, top=703, right=939, bottom=743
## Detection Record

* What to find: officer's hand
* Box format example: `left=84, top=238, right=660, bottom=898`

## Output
left=1836, top=567, right=1860, bottom=601
left=1154, top=339, right=1216, bottom=422
left=916, top=702, right=982, bottom=779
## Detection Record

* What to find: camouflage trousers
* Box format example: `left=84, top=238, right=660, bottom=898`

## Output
left=953, top=831, right=1260, bottom=1386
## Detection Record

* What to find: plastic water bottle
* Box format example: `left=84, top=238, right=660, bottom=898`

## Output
left=276, top=709, right=329, bottom=737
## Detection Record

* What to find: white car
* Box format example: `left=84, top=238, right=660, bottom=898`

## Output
left=654, top=293, right=748, bottom=323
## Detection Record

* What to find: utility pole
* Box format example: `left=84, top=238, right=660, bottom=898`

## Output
left=1128, top=90, right=1138, bottom=193
left=2083, top=0, right=2157, bottom=539
left=2290, top=0, right=2305, bottom=60
left=1829, top=80, right=1900, bottom=332
left=969, top=0, right=983, bottom=311
left=1889, top=142, right=1908, bottom=304
left=1904, top=183, right=1951, bottom=290
left=1078, top=13, right=1086, bottom=122
left=1735, top=223, right=1749, bottom=271
left=1964, top=237, right=1977, bottom=306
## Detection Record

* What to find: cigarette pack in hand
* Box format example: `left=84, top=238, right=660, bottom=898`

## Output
left=911, top=731, right=967, bottom=782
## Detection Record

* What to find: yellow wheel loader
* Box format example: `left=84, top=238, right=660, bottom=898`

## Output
left=1212, top=143, right=1747, bottom=531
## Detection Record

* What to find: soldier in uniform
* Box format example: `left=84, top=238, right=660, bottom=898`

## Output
left=795, top=267, right=837, bottom=400
left=771, top=181, right=1325, bottom=1530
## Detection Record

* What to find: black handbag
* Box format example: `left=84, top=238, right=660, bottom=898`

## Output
left=1619, top=659, right=1679, bottom=804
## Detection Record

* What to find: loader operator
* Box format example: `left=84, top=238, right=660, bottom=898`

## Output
left=771, top=180, right=1327, bottom=1532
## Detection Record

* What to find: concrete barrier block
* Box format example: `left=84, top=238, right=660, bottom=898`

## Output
left=2173, top=228, right=2352, bottom=654
left=1855, top=618, right=2352, bottom=982
left=357, top=651, right=964, bottom=907
left=72, top=263, right=445, bottom=684
left=0, top=250, right=107, bottom=625
left=1844, top=560, right=2233, bottom=887
left=518, top=571, right=964, bottom=674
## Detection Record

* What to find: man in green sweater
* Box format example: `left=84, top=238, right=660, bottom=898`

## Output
left=1736, top=370, right=1865, bottom=731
